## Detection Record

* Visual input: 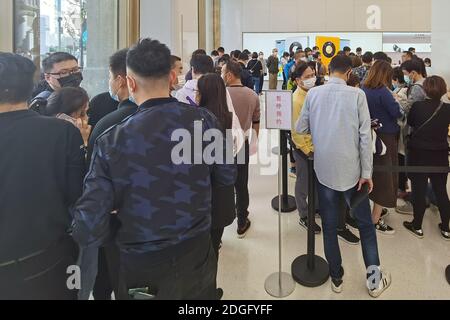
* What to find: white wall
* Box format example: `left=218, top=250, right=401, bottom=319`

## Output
left=140, top=0, right=198, bottom=66
left=221, top=0, right=431, bottom=51
left=432, top=0, right=450, bottom=85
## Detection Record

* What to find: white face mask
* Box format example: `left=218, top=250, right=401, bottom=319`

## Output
left=302, top=77, right=317, bottom=90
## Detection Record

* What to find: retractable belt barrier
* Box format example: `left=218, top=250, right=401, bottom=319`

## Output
left=288, top=132, right=449, bottom=288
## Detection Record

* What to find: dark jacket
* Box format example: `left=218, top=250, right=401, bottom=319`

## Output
left=72, top=98, right=237, bottom=253
left=247, top=59, right=263, bottom=78
left=239, top=62, right=255, bottom=90
left=407, top=100, right=450, bottom=151
left=267, top=55, right=279, bottom=74
left=362, top=86, right=403, bottom=134
left=87, top=99, right=138, bottom=163
left=88, top=92, right=119, bottom=129
left=0, top=110, right=85, bottom=262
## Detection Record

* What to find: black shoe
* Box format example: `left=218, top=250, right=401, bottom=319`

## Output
left=446, top=265, right=450, bottom=285
left=381, top=208, right=389, bottom=219
left=439, top=224, right=450, bottom=241
left=237, top=219, right=251, bottom=239
left=331, top=278, right=343, bottom=293
left=403, top=221, right=424, bottom=239
left=216, top=288, right=224, bottom=300
left=299, top=218, right=322, bottom=234
left=375, top=219, right=396, bottom=235
left=331, top=267, right=345, bottom=293
left=338, top=226, right=360, bottom=245
left=346, top=216, right=358, bottom=229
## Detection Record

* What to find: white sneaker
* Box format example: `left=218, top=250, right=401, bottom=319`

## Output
left=331, top=278, right=343, bottom=294
left=368, top=270, right=392, bottom=298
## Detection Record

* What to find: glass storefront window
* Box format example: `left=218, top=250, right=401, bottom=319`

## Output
left=14, top=0, right=119, bottom=96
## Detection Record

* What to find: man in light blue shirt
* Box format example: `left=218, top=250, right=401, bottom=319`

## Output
left=296, top=55, right=391, bottom=298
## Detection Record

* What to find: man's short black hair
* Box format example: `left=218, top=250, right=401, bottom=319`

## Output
left=312, top=46, right=319, bottom=51
left=232, top=50, right=242, bottom=60
left=211, top=50, right=219, bottom=56
left=0, top=53, right=37, bottom=104
left=126, top=38, right=171, bottom=78
left=373, top=51, right=389, bottom=62
left=238, top=52, right=249, bottom=61
left=408, top=47, right=416, bottom=52
left=242, top=49, right=251, bottom=55
left=362, top=51, right=374, bottom=64
left=190, top=54, right=214, bottom=75
left=356, top=47, right=362, bottom=52
left=329, top=55, right=352, bottom=74
left=343, top=46, right=351, bottom=52
left=109, top=48, right=129, bottom=77
left=217, top=47, right=225, bottom=53
left=193, top=49, right=207, bottom=56
left=225, top=60, right=242, bottom=79
left=170, top=55, right=181, bottom=68
left=403, top=51, right=414, bottom=58
left=42, top=52, right=78, bottom=73
left=401, top=59, right=426, bottom=75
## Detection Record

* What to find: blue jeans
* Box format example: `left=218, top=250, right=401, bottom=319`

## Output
left=253, top=77, right=261, bottom=94
left=317, top=182, right=380, bottom=279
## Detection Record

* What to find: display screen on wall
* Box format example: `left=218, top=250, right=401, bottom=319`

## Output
left=243, top=32, right=431, bottom=58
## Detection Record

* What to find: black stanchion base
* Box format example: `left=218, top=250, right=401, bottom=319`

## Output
left=292, top=255, right=330, bottom=288
left=271, top=196, right=297, bottom=213
left=446, top=265, right=450, bottom=285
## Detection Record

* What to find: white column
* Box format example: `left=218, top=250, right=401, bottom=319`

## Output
left=140, top=0, right=174, bottom=50
left=432, top=0, right=450, bottom=85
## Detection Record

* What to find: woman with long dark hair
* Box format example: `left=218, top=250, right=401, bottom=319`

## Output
left=196, top=73, right=236, bottom=300
left=362, top=61, right=403, bottom=235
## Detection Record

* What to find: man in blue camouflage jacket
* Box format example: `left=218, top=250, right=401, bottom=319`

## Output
left=72, top=38, right=237, bottom=300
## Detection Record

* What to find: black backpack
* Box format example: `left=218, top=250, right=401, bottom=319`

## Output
left=29, top=90, right=53, bottom=115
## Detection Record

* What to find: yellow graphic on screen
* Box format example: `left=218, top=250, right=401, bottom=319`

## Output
left=316, top=36, right=340, bottom=67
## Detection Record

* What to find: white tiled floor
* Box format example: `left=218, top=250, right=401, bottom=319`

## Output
left=217, top=94, right=450, bottom=300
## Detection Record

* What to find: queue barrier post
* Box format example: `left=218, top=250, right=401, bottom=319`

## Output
left=271, top=130, right=297, bottom=213
left=291, top=154, right=329, bottom=287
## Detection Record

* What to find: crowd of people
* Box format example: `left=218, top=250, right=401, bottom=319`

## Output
left=0, top=38, right=449, bottom=300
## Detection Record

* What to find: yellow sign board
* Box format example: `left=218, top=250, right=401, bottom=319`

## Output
left=316, top=36, right=341, bottom=67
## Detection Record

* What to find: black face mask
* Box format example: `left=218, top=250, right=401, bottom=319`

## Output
left=58, top=72, right=83, bottom=88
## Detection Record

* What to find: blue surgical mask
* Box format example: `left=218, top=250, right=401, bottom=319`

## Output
left=109, top=86, right=119, bottom=102
left=404, top=75, right=411, bottom=85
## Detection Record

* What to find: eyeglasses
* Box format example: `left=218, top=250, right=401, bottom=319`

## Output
left=47, top=67, right=83, bottom=78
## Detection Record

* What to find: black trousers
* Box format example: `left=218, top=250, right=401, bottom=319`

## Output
left=93, top=244, right=120, bottom=300
left=211, top=228, right=224, bottom=261
left=0, top=237, right=78, bottom=300
left=235, top=142, right=250, bottom=229
left=409, top=148, right=450, bottom=232
left=259, top=75, right=264, bottom=93
left=118, top=233, right=217, bottom=300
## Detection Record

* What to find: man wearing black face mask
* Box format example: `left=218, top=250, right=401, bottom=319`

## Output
left=31, top=52, right=83, bottom=114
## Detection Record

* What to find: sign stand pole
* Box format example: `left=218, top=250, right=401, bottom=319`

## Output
left=265, top=130, right=296, bottom=298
